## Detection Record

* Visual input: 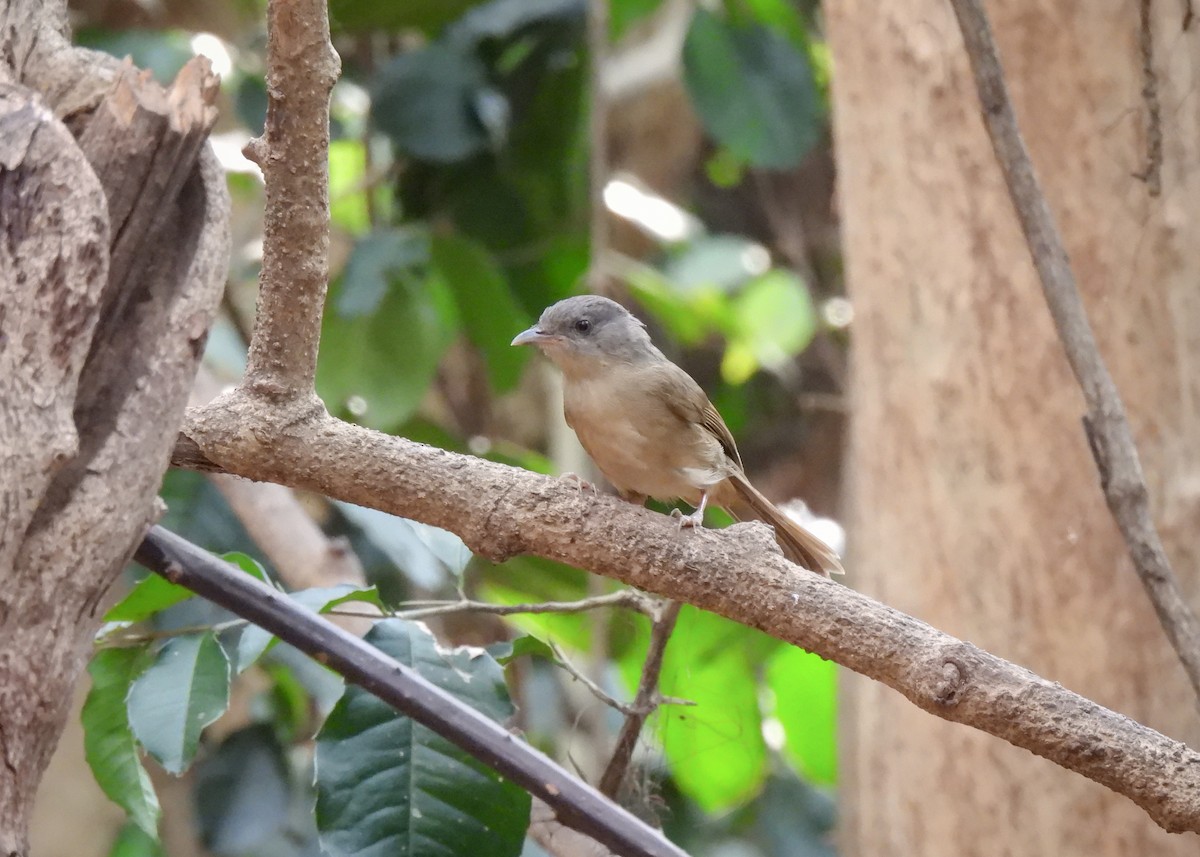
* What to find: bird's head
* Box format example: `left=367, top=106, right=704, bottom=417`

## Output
left=511, top=295, right=656, bottom=376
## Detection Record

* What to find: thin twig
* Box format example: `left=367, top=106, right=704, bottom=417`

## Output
left=1133, top=0, right=1163, bottom=195
left=948, top=0, right=1200, bottom=704
left=135, top=526, right=686, bottom=857
left=599, top=599, right=682, bottom=798
left=389, top=590, right=652, bottom=621
left=551, top=641, right=635, bottom=715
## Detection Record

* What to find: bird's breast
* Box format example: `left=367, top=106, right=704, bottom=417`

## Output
left=561, top=369, right=726, bottom=502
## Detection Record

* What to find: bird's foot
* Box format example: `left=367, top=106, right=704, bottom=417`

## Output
left=671, top=507, right=706, bottom=530
left=560, top=471, right=598, bottom=495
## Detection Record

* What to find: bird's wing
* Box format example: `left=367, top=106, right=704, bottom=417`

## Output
left=653, top=363, right=744, bottom=470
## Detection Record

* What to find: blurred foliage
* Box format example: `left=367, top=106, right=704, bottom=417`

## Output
left=77, top=0, right=842, bottom=854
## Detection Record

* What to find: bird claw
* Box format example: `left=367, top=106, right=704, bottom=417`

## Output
left=671, top=507, right=705, bottom=530
left=560, top=471, right=598, bottom=495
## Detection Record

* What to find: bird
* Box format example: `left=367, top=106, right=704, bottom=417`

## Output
left=511, top=295, right=843, bottom=576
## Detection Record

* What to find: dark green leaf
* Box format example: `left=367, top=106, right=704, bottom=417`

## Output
left=431, top=234, right=532, bottom=391
left=317, top=234, right=459, bottom=430
left=448, top=0, right=584, bottom=47
left=371, top=44, right=494, bottom=163
left=336, top=501, right=471, bottom=590
left=127, top=633, right=231, bottom=774
left=83, top=648, right=161, bottom=836
left=335, top=228, right=431, bottom=318
left=329, top=0, right=476, bottom=34
left=316, top=620, right=530, bottom=857
left=194, top=726, right=292, bottom=855
left=682, top=9, right=823, bottom=168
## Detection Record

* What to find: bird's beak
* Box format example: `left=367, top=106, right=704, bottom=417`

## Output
left=511, top=326, right=550, bottom=347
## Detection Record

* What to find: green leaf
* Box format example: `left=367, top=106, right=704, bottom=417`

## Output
left=334, top=228, right=431, bottom=318
left=220, top=551, right=271, bottom=583
left=767, top=646, right=837, bottom=785
left=316, top=620, right=530, bottom=857
left=682, top=8, right=823, bottom=168
left=722, top=270, right=817, bottom=383
left=236, top=584, right=385, bottom=674
left=644, top=607, right=769, bottom=810
left=107, top=822, right=166, bottom=857
left=476, top=556, right=592, bottom=650
left=330, top=140, right=375, bottom=235
left=193, top=726, right=292, bottom=854
left=83, top=648, right=161, bottom=836
left=491, top=634, right=556, bottom=666
left=127, top=633, right=231, bottom=774
left=317, top=231, right=459, bottom=430
left=431, top=234, right=532, bottom=391
left=329, top=0, right=476, bottom=33
left=105, top=575, right=194, bottom=623
left=371, top=43, right=494, bottom=163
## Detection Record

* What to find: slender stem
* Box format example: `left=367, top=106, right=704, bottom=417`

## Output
left=599, top=599, right=682, bottom=798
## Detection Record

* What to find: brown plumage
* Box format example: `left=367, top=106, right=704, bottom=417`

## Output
left=512, top=295, right=843, bottom=577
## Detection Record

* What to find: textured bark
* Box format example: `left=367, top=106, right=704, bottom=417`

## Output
left=0, top=2, right=228, bottom=852
left=173, top=397, right=1200, bottom=833
left=828, top=0, right=1200, bottom=853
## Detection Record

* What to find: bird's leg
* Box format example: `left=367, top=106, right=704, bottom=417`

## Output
left=671, top=491, right=710, bottom=530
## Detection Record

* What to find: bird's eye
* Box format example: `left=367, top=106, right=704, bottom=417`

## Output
left=573, top=318, right=591, bottom=334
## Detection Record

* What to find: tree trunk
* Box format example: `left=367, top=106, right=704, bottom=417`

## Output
left=829, top=0, right=1200, bottom=852
left=0, top=2, right=228, bottom=852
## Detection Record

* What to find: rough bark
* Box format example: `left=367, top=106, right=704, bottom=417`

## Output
left=827, top=0, right=1200, bottom=853
left=0, top=1, right=229, bottom=851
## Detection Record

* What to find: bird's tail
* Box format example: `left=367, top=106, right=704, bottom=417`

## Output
left=722, top=473, right=844, bottom=577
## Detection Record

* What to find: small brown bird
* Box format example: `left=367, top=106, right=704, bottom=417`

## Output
left=512, top=295, right=843, bottom=576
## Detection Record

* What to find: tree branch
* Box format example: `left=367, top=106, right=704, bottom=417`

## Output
left=948, top=0, right=1200, bottom=702
left=599, top=599, right=681, bottom=798
left=175, top=406, right=1200, bottom=834
left=133, top=526, right=687, bottom=857
left=239, top=0, right=340, bottom=399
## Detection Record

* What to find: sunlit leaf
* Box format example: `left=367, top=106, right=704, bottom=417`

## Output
left=632, top=607, right=769, bottom=810
left=105, top=575, right=194, bottom=623
left=721, top=269, right=817, bottom=383
left=767, top=646, right=837, bottom=785
left=83, top=648, right=161, bottom=836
